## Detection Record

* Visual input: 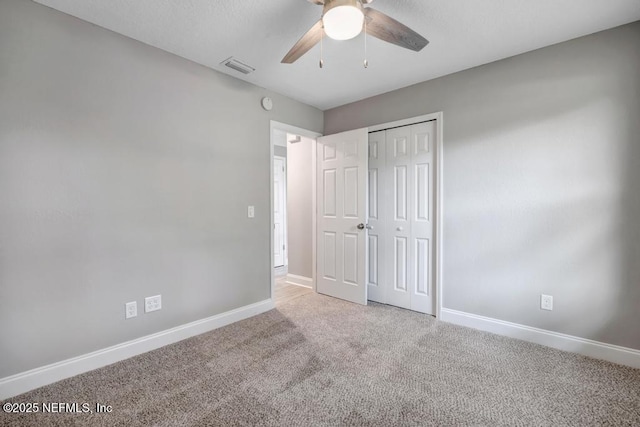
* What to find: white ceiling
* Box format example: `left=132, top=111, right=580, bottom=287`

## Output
left=34, top=0, right=640, bottom=110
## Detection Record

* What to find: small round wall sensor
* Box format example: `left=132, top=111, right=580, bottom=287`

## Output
left=261, top=97, right=273, bottom=111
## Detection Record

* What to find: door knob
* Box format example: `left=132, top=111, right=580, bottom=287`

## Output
left=357, top=223, right=365, bottom=230
left=397, top=226, right=403, bottom=231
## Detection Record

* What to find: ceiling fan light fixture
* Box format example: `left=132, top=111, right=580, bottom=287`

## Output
left=322, top=0, right=364, bottom=41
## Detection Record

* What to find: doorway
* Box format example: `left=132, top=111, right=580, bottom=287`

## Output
left=270, top=121, right=322, bottom=302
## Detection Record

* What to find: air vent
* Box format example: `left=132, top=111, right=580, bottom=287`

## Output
left=220, top=57, right=255, bottom=75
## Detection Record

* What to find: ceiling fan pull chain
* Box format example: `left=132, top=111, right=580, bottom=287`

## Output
left=319, top=26, right=324, bottom=68
left=363, top=16, right=368, bottom=68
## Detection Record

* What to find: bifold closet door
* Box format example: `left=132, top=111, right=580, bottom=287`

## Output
left=408, top=121, right=435, bottom=315
left=368, top=121, right=435, bottom=315
left=385, top=125, right=413, bottom=310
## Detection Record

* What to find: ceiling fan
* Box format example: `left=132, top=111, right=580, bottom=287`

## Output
left=282, top=0, right=429, bottom=65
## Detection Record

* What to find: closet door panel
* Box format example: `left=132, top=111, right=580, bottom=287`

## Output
left=384, top=126, right=412, bottom=310
left=410, top=121, right=436, bottom=315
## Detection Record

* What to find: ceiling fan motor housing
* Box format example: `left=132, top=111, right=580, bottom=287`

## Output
left=323, top=0, right=363, bottom=15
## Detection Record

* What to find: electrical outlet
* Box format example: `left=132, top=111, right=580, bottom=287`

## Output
left=541, top=294, right=553, bottom=311
left=145, top=295, right=162, bottom=313
left=125, top=301, right=137, bottom=319
left=248, top=205, right=255, bottom=218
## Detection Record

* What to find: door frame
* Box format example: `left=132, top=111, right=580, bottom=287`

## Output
left=368, top=112, right=444, bottom=318
left=270, top=121, right=322, bottom=301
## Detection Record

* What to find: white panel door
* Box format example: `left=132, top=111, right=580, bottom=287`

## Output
left=369, top=120, right=436, bottom=315
left=410, top=121, right=435, bottom=314
left=273, top=156, right=286, bottom=268
left=367, top=131, right=386, bottom=304
left=385, top=126, right=412, bottom=310
left=317, top=128, right=369, bottom=305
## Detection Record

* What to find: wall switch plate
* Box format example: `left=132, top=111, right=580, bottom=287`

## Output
left=541, top=294, right=553, bottom=311
left=248, top=205, right=255, bottom=218
left=145, top=295, right=162, bottom=313
left=125, top=301, right=137, bottom=319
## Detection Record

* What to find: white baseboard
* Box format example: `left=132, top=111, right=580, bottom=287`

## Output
left=440, top=308, right=640, bottom=369
left=285, top=274, right=313, bottom=289
left=0, top=299, right=275, bottom=400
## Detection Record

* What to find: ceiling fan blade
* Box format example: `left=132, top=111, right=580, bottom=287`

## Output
left=281, top=20, right=323, bottom=64
left=364, top=7, right=429, bottom=52
left=307, top=0, right=324, bottom=4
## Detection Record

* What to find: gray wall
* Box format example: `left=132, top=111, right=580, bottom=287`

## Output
left=0, top=0, right=322, bottom=378
left=273, top=145, right=287, bottom=158
left=325, top=22, right=640, bottom=350
left=286, top=137, right=314, bottom=278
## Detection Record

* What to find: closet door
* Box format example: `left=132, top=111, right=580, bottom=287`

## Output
left=370, top=121, right=436, bottom=315
left=410, top=121, right=435, bottom=315
left=385, top=126, right=413, bottom=310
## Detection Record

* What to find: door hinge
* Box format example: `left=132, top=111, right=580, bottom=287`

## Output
left=283, top=245, right=285, bottom=250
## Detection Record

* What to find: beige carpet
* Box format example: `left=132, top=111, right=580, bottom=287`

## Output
left=2, top=293, right=640, bottom=426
